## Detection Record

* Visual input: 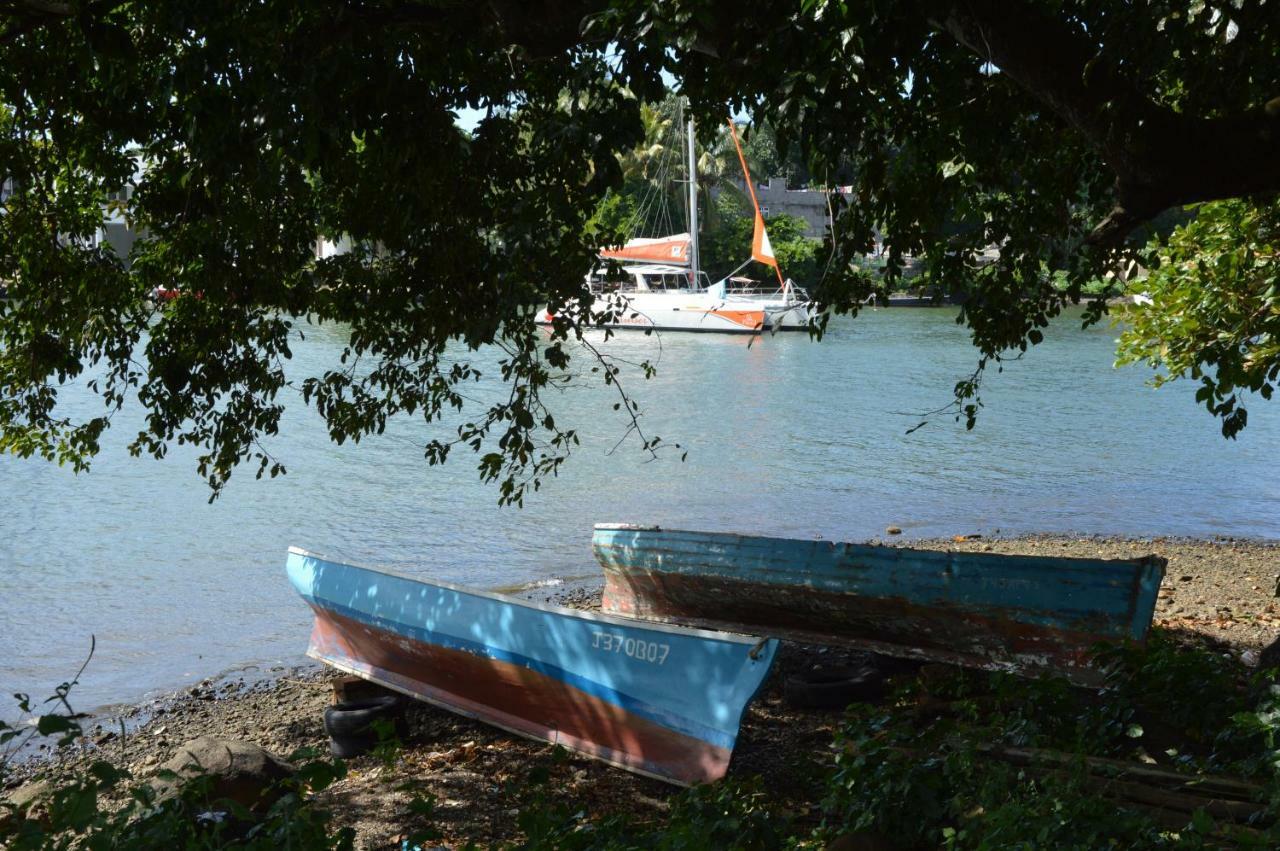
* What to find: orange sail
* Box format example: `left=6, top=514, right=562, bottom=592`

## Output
left=751, top=212, right=776, bottom=269
left=726, top=120, right=785, bottom=287
left=600, top=233, right=691, bottom=266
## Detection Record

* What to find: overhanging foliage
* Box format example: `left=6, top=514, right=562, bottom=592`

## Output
left=1, top=1, right=1277, bottom=495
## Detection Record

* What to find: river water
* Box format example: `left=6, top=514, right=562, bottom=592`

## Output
left=2, top=307, right=1278, bottom=716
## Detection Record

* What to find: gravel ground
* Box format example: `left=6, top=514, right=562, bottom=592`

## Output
left=6, top=535, right=1279, bottom=848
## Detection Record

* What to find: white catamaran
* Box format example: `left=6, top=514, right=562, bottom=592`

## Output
left=543, top=112, right=815, bottom=334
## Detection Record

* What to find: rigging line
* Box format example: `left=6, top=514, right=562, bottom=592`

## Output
left=655, top=99, right=681, bottom=238
left=630, top=174, right=658, bottom=239
left=636, top=148, right=667, bottom=239
left=653, top=147, right=676, bottom=238
left=677, top=97, right=690, bottom=240
left=644, top=137, right=668, bottom=237
left=723, top=257, right=754, bottom=282
left=623, top=97, right=688, bottom=241
left=633, top=175, right=656, bottom=233
left=616, top=119, right=654, bottom=240
left=630, top=167, right=660, bottom=239
left=650, top=112, right=677, bottom=238
left=632, top=110, right=677, bottom=239
left=673, top=113, right=686, bottom=236
left=680, top=103, right=691, bottom=241
left=629, top=144, right=655, bottom=236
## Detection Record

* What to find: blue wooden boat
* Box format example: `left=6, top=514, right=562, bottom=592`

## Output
left=286, top=546, right=778, bottom=785
left=592, top=525, right=1166, bottom=683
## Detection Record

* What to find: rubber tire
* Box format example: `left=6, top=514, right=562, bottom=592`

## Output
left=784, top=665, right=885, bottom=710
left=324, top=695, right=401, bottom=758
left=866, top=652, right=924, bottom=677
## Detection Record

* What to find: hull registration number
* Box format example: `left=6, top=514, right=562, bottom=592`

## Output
left=592, top=631, right=670, bottom=664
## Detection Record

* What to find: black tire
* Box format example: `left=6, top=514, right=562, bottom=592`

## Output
left=328, top=730, right=377, bottom=759
left=324, top=695, right=401, bottom=757
left=867, top=652, right=924, bottom=677
left=784, top=665, right=885, bottom=710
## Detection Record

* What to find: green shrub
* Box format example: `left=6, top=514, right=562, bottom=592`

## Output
left=819, top=635, right=1280, bottom=848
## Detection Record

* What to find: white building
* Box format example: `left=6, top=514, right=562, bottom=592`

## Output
left=97, top=179, right=142, bottom=265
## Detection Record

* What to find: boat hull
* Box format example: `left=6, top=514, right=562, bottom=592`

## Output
left=539, top=291, right=814, bottom=334
left=758, top=301, right=814, bottom=331
left=287, top=547, right=777, bottom=785
left=593, top=526, right=1166, bottom=683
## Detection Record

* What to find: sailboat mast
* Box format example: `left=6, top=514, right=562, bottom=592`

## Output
left=686, top=116, right=700, bottom=287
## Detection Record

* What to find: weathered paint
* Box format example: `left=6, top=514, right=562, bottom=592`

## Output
left=592, top=526, right=1167, bottom=683
left=286, top=546, right=777, bottom=785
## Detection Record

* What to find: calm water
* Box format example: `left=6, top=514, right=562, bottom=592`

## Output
left=2, top=308, right=1278, bottom=716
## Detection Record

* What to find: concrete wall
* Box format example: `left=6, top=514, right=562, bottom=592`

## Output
left=99, top=222, right=141, bottom=264
left=752, top=178, right=832, bottom=238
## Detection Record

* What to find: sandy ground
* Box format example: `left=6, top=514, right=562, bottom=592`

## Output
left=6, top=535, right=1279, bottom=848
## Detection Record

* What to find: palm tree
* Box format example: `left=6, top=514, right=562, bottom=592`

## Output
left=617, top=100, right=678, bottom=185
left=614, top=97, right=688, bottom=238
left=614, top=100, right=764, bottom=237
left=695, top=122, right=761, bottom=229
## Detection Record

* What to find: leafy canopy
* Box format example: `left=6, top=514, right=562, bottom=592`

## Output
left=1, top=1, right=1278, bottom=496
left=1, top=2, right=654, bottom=502
left=1117, top=198, right=1280, bottom=437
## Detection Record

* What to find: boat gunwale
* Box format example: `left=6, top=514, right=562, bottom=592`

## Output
left=591, top=524, right=1169, bottom=572
left=286, top=545, right=769, bottom=645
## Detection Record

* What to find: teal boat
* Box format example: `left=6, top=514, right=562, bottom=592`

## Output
left=592, top=525, right=1166, bottom=683
left=287, top=546, right=779, bottom=785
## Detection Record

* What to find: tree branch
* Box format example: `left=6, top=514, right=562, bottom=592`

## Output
left=342, top=0, right=603, bottom=58
left=0, top=0, right=128, bottom=44
left=928, top=0, right=1280, bottom=245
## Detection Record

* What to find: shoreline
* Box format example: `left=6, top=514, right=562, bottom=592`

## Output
left=7, top=533, right=1280, bottom=846
left=16, top=532, right=1280, bottom=745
